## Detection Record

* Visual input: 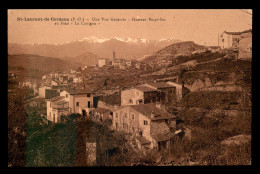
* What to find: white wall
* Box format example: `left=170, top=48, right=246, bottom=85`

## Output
left=121, top=89, right=144, bottom=106
left=39, top=86, right=51, bottom=98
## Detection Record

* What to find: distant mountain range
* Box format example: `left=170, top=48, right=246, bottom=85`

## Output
left=8, top=39, right=207, bottom=73
left=8, top=54, right=72, bottom=72
left=143, top=41, right=206, bottom=64
left=62, top=52, right=99, bottom=67
left=8, top=36, right=182, bottom=60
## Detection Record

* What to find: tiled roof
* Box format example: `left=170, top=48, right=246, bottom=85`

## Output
left=224, top=29, right=252, bottom=35
left=146, top=82, right=175, bottom=89
left=64, top=89, right=92, bottom=95
left=56, top=100, right=68, bottom=105
left=135, top=85, right=157, bottom=92
left=49, top=96, right=65, bottom=102
left=224, top=31, right=242, bottom=35
left=135, top=136, right=151, bottom=145
left=129, top=103, right=176, bottom=120
left=92, top=107, right=111, bottom=114
left=45, top=89, right=60, bottom=99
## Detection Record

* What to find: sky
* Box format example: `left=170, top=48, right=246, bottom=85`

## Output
left=8, top=9, right=252, bottom=46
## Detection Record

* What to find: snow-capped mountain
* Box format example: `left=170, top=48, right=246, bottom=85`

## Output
left=78, top=36, right=177, bottom=45
left=8, top=37, right=182, bottom=60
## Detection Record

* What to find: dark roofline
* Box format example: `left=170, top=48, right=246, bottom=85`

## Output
left=63, top=89, right=93, bottom=95
left=129, top=104, right=176, bottom=120
left=50, top=96, right=65, bottom=102
left=135, top=86, right=157, bottom=92
left=93, top=107, right=111, bottom=114
left=223, top=29, right=252, bottom=36
left=146, top=82, right=175, bottom=89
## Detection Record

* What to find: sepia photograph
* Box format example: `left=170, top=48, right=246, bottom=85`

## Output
left=7, top=9, right=252, bottom=167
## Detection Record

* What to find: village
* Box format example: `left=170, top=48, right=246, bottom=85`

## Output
left=8, top=28, right=252, bottom=166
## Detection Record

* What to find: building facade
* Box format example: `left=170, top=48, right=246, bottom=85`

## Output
left=46, top=89, right=94, bottom=123
left=121, top=82, right=180, bottom=106
left=112, top=103, right=176, bottom=152
left=98, top=58, right=109, bottom=67
left=219, top=31, right=241, bottom=50
left=39, top=85, right=51, bottom=98
left=238, top=30, right=252, bottom=59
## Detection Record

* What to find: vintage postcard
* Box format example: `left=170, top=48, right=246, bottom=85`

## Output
left=8, top=9, right=252, bottom=166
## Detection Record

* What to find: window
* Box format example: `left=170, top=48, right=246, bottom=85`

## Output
left=88, top=101, right=91, bottom=108
left=125, top=113, right=127, bottom=118
left=50, top=102, right=51, bottom=107
left=139, top=131, right=143, bottom=137
left=144, top=120, right=148, bottom=125
left=76, top=102, right=79, bottom=106
left=132, top=114, right=135, bottom=120
left=87, top=93, right=90, bottom=97
left=129, top=99, right=133, bottom=104
left=66, top=94, right=68, bottom=98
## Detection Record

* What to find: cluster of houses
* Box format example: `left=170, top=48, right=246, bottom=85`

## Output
left=98, top=50, right=150, bottom=70
left=190, top=29, right=252, bottom=60
left=219, top=29, right=252, bottom=59
left=44, top=79, right=188, bottom=153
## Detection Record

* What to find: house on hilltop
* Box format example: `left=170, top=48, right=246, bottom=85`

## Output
left=219, top=29, right=252, bottom=59
left=238, top=30, right=252, bottom=59
left=219, top=31, right=241, bottom=50
left=121, top=82, right=181, bottom=106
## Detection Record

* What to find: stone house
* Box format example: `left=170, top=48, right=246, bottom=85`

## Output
left=91, top=107, right=112, bottom=123
left=143, top=82, right=177, bottom=103
left=60, top=89, right=94, bottom=115
left=219, top=29, right=252, bottom=59
left=45, top=89, right=60, bottom=99
left=38, top=85, right=51, bottom=98
left=238, top=30, right=252, bottom=59
left=166, top=82, right=183, bottom=101
left=219, top=31, right=241, bottom=50
left=112, top=103, right=176, bottom=152
left=46, top=89, right=95, bottom=123
left=46, top=96, right=70, bottom=123
left=121, top=82, right=179, bottom=106
left=121, top=85, right=157, bottom=106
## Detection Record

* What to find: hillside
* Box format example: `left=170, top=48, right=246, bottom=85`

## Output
left=143, top=41, right=206, bottom=64
left=62, top=52, right=99, bottom=66
left=8, top=54, right=72, bottom=73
